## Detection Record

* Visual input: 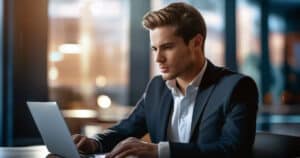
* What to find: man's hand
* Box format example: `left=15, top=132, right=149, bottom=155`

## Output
left=105, top=137, right=158, bottom=158
left=72, top=134, right=99, bottom=154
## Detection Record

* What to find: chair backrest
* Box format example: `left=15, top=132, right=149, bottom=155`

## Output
left=253, top=132, right=300, bottom=158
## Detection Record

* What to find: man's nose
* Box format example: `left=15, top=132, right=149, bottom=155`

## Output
left=155, top=51, right=165, bottom=63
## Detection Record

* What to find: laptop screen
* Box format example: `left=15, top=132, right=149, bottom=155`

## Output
left=27, top=101, right=82, bottom=158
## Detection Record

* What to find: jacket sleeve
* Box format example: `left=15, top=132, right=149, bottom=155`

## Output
left=93, top=92, right=148, bottom=153
left=169, top=76, right=258, bottom=158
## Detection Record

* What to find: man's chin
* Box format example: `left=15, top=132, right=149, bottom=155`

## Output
left=161, top=73, right=175, bottom=80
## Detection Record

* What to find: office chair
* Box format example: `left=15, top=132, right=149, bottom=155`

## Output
left=253, top=132, right=300, bottom=158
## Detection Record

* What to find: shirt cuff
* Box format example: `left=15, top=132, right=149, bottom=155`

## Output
left=158, top=142, right=170, bottom=158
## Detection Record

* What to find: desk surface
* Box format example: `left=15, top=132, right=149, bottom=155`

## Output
left=0, top=145, right=49, bottom=158
left=259, top=105, right=300, bottom=115
left=0, top=145, right=106, bottom=158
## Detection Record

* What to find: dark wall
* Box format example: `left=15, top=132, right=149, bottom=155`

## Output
left=285, top=10, right=300, bottom=33
left=129, top=0, right=150, bottom=106
left=269, top=0, right=300, bottom=32
left=1, top=0, right=48, bottom=146
left=0, top=0, right=4, bottom=145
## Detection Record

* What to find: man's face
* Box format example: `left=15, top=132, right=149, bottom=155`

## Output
left=150, top=26, right=202, bottom=81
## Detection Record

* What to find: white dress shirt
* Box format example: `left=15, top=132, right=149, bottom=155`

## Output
left=158, top=60, right=207, bottom=158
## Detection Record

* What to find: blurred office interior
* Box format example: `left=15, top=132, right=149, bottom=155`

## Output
left=0, top=0, right=300, bottom=146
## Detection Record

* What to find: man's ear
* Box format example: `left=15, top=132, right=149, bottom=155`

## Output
left=193, top=34, right=203, bottom=48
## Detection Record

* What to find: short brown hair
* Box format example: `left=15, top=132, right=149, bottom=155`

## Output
left=142, top=2, right=206, bottom=50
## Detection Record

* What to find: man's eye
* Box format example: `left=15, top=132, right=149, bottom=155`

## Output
left=163, top=45, right=173, bottom=50
left=151, top=47, right=157, bottom=51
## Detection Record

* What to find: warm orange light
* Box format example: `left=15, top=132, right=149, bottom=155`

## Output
left=49, top=66, right=59, bottom=81
left=62, top=109, right=98, bottom=118
left=59, top=43, right=81, bottom=54
left=96, top=75, right=107, bottom=87
left=97, top=95, right=111, bottom=109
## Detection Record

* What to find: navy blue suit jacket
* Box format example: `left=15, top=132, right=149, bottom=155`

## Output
left=95, top=61, right=258, bottom=158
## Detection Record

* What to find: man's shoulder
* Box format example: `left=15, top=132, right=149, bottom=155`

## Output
left=215, top=66, right=256, bottom=88
left=216, top=66, right=250, bottom=80
left=210, top=67, right=258, bottom=104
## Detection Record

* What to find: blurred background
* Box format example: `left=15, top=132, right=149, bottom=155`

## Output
left=0, top=0, right=300, bottom=146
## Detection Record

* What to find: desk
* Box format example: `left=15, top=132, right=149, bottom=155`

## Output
left=257, top=105, right=300, bottom=137
left=259, top=105, right=300, bottom=115
left=0, top=145, right=49, bottom=158
left=0, top=145, right=107, bottom=158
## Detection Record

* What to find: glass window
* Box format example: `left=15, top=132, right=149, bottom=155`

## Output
left=284, top=32, right=300, bottom=104
left=47, top=0, right=130, bottom=111
left=236, top=0, right=262, bottom=102
left=268, top=15, right=285, bottom=104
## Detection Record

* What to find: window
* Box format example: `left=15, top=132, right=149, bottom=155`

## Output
left=47, top=0, right=130, bottom=111
left=236, top=0, right=262, bottom=102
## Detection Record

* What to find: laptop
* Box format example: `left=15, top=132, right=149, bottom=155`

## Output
left=27, top=101, right=105, bottom=158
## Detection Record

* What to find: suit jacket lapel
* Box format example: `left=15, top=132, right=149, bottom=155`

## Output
left=190, top=61, right=220, bottom=140
left=158, top=88, right=173, bottom=141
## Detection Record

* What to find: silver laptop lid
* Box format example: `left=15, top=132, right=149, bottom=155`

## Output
left=27, top=101, right=81, bottom=158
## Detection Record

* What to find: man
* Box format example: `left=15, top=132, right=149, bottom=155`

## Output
left=73, top=2, right=258, bottom=158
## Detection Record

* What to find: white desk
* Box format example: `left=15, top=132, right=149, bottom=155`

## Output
left=0, top=145, right=49, bottom=158
left=0, top=145, right=107, bottom=158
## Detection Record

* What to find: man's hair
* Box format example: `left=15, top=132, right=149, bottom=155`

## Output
left=142, top=2, right=207, bottom=50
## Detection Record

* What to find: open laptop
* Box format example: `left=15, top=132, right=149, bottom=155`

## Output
left=27, top=101, right=105, bottom=158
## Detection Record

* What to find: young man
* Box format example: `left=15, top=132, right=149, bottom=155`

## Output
left=73, top=2, right=258, bottom=158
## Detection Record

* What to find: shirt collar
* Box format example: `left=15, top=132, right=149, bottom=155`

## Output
left=166, top=59, right=207, bottom=92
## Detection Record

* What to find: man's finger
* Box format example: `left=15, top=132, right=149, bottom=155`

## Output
left=76, top=136, right=87, bottom=148
left=107, top=141, right=133, bottom=158
left=72, top=134, right=82, bottom=144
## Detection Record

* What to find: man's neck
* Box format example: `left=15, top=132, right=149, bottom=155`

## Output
left=176, top=59, right=205, bottom=96
left=176, top=79, right=188, bottom=96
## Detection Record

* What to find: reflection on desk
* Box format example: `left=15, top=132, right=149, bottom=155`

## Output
left=0, top=145, right=49, bottom=158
